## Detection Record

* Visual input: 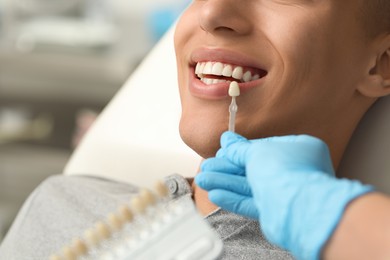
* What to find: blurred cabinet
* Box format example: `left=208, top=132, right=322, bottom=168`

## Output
left=0, top=1, right=140, bottom=105
left=0, top=0, right=159, bottom=148
left=0, top=49, right=129, bottom=105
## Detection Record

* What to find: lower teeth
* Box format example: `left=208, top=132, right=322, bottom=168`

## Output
left=200, top=78, right=230, bottom=85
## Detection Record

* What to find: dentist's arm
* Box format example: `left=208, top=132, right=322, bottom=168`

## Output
left=195, top=132, right=390, bottom=260
left=322, top=192, right=390, bottom=260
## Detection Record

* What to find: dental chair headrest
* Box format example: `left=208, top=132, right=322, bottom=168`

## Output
left=339, top=97, right=390, bottom=193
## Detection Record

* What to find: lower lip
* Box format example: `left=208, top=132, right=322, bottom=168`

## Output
left=188, top=67, right=265, bottom=100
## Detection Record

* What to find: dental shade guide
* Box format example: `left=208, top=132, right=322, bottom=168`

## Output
left=50, top=181, right=223, bottom=260
left=228, top=81, right=240, bottom=133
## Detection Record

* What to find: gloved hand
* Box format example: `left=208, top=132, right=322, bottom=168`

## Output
left=198, top=157, right=259, bottom=218
left=195, top=131, right=373, bottom=260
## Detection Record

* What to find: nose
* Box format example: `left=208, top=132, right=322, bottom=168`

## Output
left=199, top=0, right=253, bottom=36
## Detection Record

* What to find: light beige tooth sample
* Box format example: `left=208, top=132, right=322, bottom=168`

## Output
left=62, top=246, right=76, bottom=260
left=95, top=221, right=111, bottom=241
left=72, top=238, right=88, bottom=256
left=84, top=228, right=99, bottom=247
left=118, top=205, right=134, bottom=222
left=107, top=212, right=124, bottom=231
left=155, top=181, right=169, bottom=198
left=49, top=255, right=62, bottom=260
left=229, top=81, right=241, bottom=97
left=131, top=196, right=147, bottom=214
left=140, top=189, right=156, bottom=205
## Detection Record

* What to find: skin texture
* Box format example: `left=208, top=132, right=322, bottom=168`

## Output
left=361, top=0, right=390, bottom=38
left=174, top=0, right=390, bottom=259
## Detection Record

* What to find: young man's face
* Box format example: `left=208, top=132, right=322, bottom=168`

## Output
left=175, top=0, right=375, bottom=158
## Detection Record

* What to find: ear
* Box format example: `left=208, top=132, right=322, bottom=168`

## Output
left=357, top=36, right=390, bottom=98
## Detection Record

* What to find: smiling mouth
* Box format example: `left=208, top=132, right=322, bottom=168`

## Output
left=195, top=61, right=268, bottom=85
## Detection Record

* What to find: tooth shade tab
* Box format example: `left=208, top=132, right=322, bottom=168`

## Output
left=195, top=61, right=265, bottom=83
left=229, top=81, right=240, bottom=97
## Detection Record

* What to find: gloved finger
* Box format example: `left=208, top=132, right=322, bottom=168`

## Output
left=220, top=131, right=252, bottom=167
left=216, top=132, right=247, bottom=158
left=215, top=148, right=225, bottom=158
left=249, top=134, right=335, bottom=176
left=221, top=131, right=249, bottom=147
left=222, top=132, right=336, bottom=176
left=208, top=189, right=259, bottom=219
left=195, top=172, right=252, bottom=196
left=220, top=132, right=302, bottom=167
left=219, top=131, right=280, bottom=158
left=201, top=157, right=245, bottom=176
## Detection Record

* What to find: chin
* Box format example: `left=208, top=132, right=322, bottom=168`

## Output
left=179, top=119, right=225, bottom=159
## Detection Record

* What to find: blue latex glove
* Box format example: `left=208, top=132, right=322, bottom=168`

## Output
left=196, top=131, right=373, bottom=260
left=199, top=157, right=259, bottom=218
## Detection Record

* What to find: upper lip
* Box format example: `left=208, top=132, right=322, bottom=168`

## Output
left=190, top=48, right=268, bottom=72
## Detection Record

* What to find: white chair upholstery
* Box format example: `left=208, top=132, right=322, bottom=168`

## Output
left=64, top=25, right=390, bottom=194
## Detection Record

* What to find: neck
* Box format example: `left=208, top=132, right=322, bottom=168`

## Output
left=192, top=179, right=219, bottom=216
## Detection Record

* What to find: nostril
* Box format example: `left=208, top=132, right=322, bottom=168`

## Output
left=199, top=2, right=252, bottom=35
left=215, top=27, right=235, bottom=32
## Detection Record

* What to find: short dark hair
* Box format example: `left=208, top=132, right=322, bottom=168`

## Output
left=362, top=0, right=390, bottom=37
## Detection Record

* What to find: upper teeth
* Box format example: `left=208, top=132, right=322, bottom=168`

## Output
left=195, top=61, right=260, bottom=84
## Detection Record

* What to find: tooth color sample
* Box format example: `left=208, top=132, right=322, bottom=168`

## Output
left=229, top=81, right=240, bottom=97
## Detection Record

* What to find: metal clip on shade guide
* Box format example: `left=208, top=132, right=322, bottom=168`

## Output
left=228, top=81, right=240, bottom=133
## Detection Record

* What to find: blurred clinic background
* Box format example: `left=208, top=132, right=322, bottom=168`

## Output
left=0, top=0, right=189, bottom=241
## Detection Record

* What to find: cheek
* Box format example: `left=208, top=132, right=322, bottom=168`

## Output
left=266, top=19, right=342, bottom=106
left=272, top=24, right=321, bottom=73
left=261, top=6, right=336, bottom=80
